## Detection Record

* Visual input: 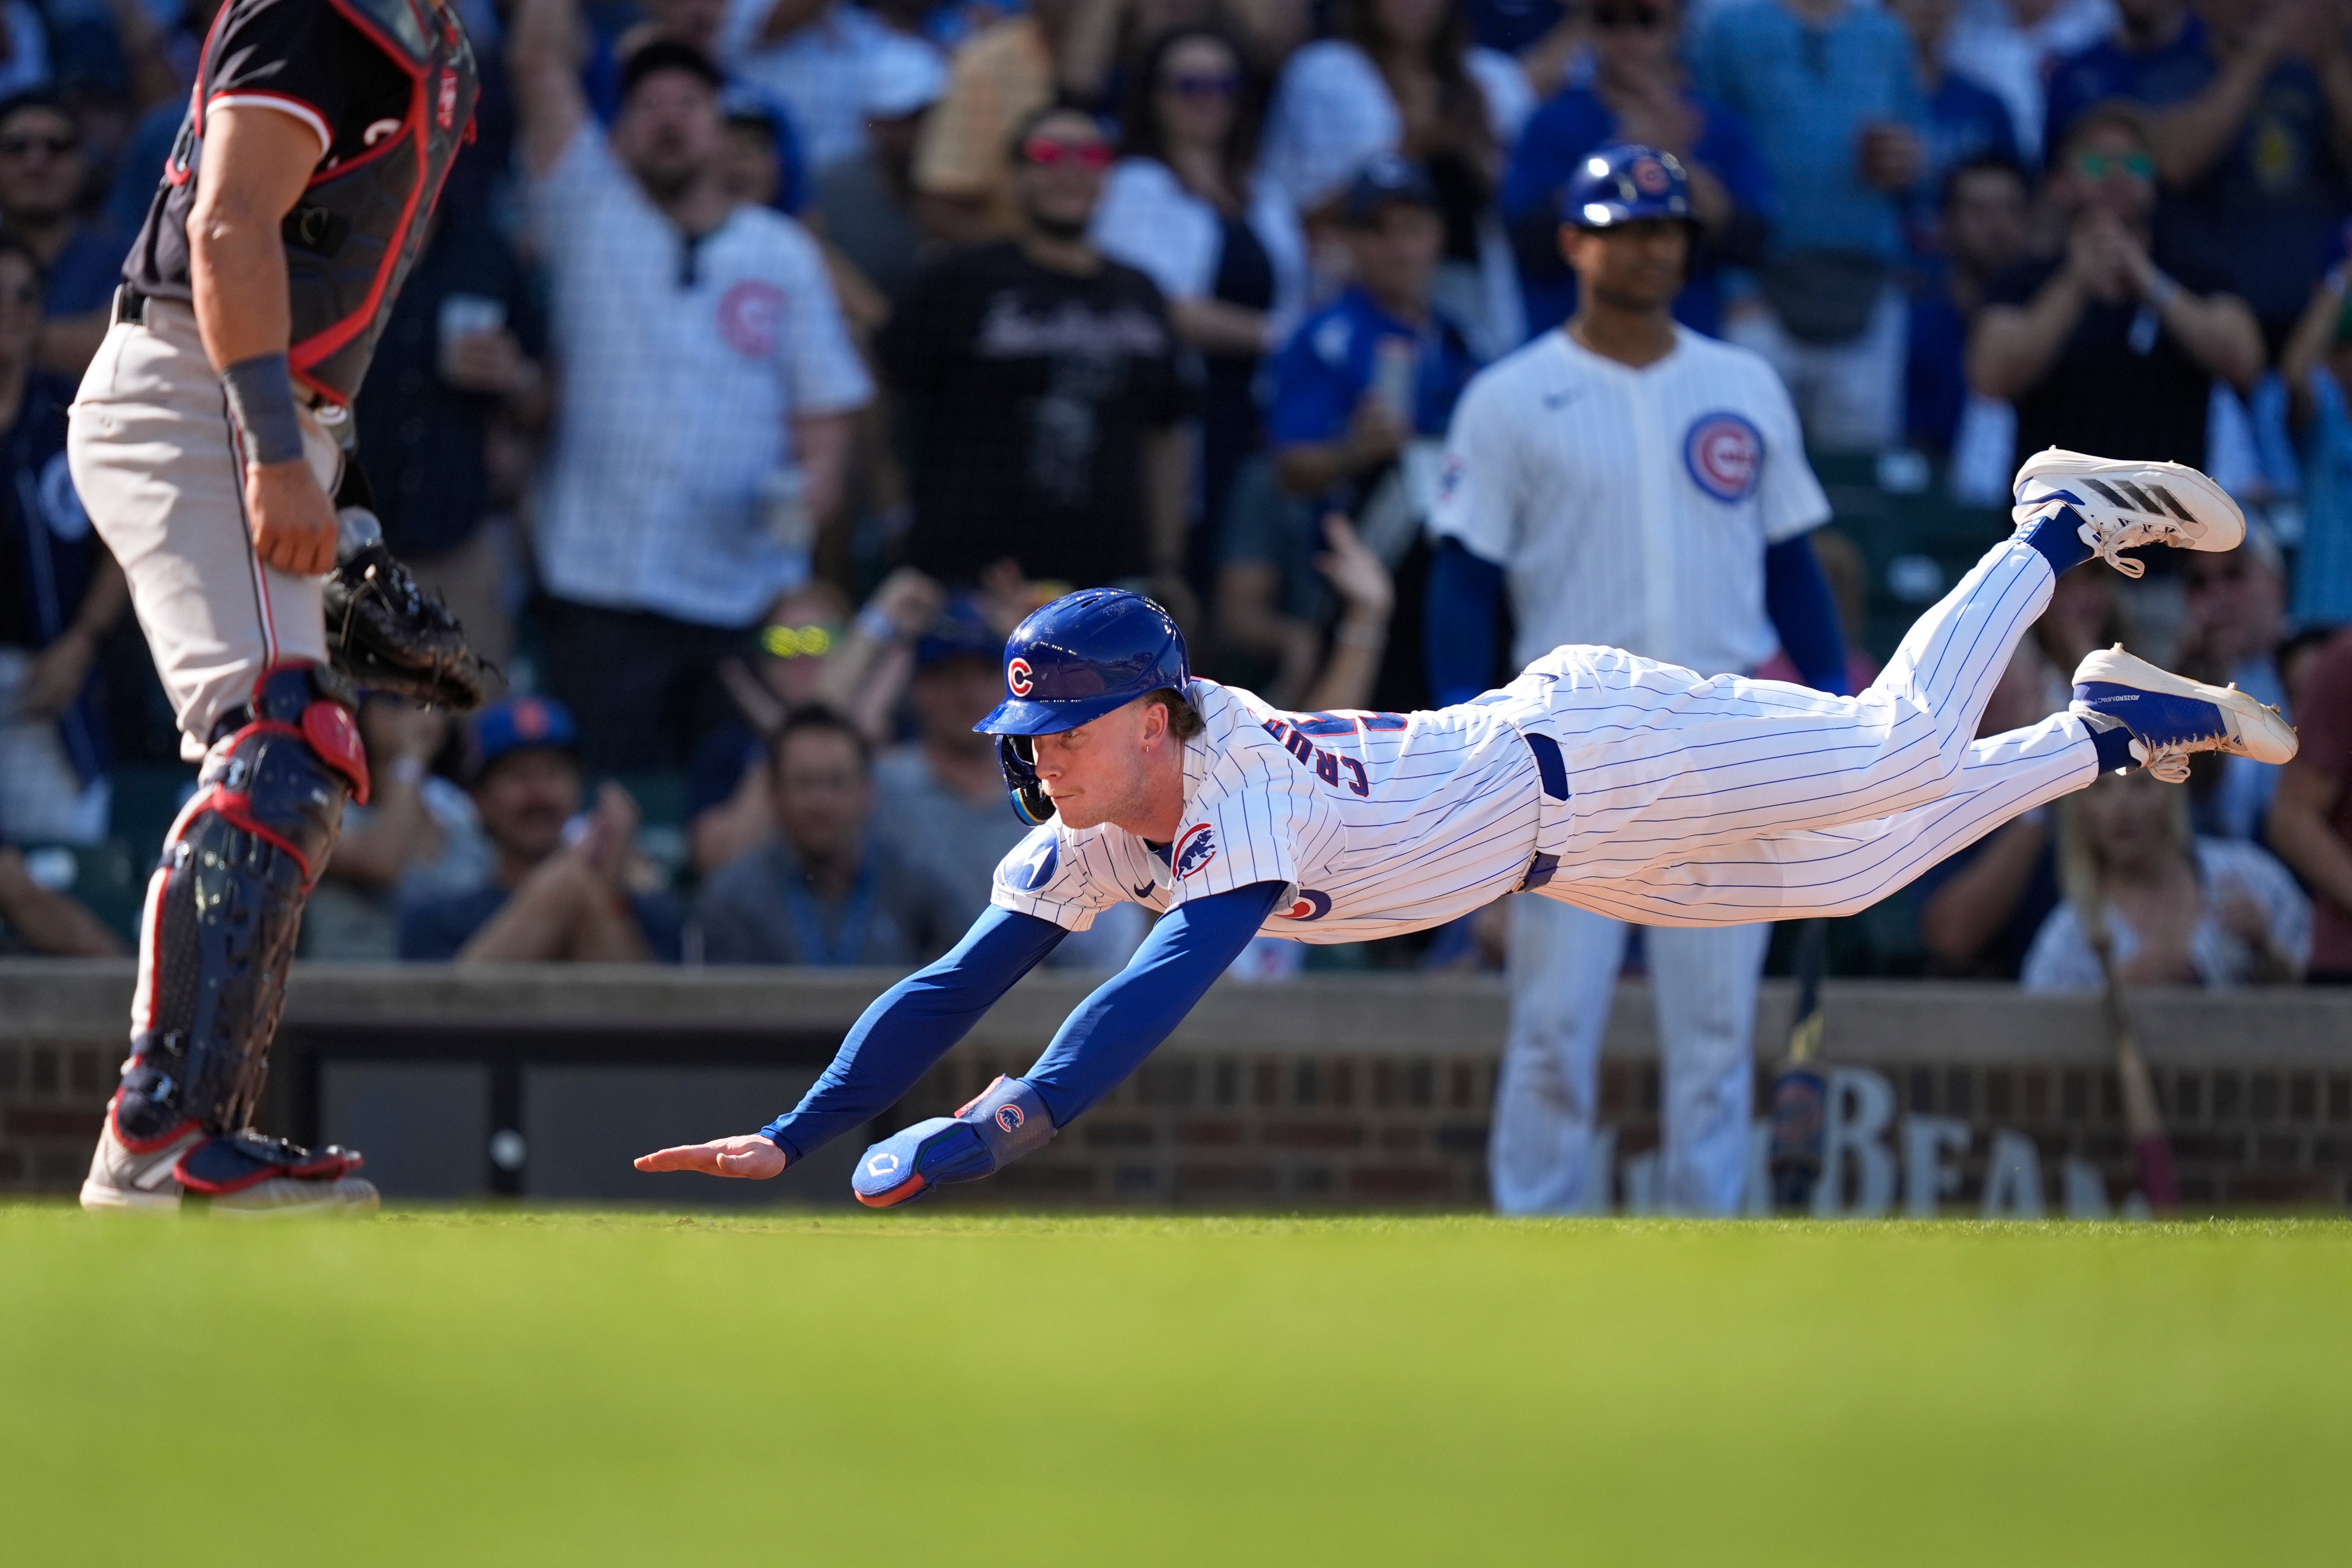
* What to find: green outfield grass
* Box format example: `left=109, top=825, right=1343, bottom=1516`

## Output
left=3, top=1208, right=2347, bottom=1565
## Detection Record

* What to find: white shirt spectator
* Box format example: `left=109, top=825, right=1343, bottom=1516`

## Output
left=1943, top=0, right=2115, bottom=163
left=527, top=123, right=872, bottom=628
left=1089, top=158, right=1309, bottom=347
left=1259, top=40, right=1532, bottom=362
left=2021, top=839, right=2312, bottom=992
left=722, top=0, right=921, bottom=174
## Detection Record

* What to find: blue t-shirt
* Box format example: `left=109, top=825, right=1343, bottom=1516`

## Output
left=2043, top=17, right=2212, bottom=152
left=398, top=881, right=687, bottom=961
left=1904, top=284, right=1968, bottom=454
left=1500, top=88, right=1776, bottom=338
left=1691, top=0, right=1924, bottom=262
left=1266, top=287, right=1480, bottom=450
left=1915, top=70, right=2020, bottom=255
left=1464, top=0, right=1564, bottom=56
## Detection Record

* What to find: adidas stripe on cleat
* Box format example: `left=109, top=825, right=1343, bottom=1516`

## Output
left=2071, top=645, right=2297, bottom=783
left=2013, top=448, right=2244, bottom=577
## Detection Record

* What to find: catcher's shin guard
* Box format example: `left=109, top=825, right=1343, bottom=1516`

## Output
left=107, top=665, right=367, bottom=1159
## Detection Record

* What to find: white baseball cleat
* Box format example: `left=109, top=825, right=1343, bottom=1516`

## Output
left=2013, top=448, right=2245, bottom=577
left=80, top=1111, right=379, bottom=1216
left=79, top=1118, right=201, bottom=1212
left=2071, top=645, right=2297, bottom=783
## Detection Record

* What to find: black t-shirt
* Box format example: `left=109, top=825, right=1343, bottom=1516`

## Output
left=1983, top=245, right=2233, bottom=473
left=126, top=0, right=417, bottom=302
left=876, top=242, right=1183, bottom=587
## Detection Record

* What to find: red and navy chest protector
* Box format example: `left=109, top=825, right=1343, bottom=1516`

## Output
left=122, top=0, right=478, bottom=406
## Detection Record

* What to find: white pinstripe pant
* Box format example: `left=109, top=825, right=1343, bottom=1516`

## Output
left=1489, top=534, right=2090, bottom=1215
left=1511, top=533, right=2093, bottom=928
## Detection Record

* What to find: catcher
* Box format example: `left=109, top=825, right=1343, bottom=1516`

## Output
left=71, top=0, right=488, bottom=1213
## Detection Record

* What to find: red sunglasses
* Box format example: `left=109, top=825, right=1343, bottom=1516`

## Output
left=1021, top=136, right=1113, bottom=169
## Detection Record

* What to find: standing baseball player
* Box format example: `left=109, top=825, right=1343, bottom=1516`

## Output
left=73, top=0, right=485, bottom=1212
left=1426, top=144, right=1847, bottom=1216
left=641, top=449, right=2294, bottom=1205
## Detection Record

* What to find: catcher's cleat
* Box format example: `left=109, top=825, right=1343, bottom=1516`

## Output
left=851, top=1076, right=1056, bottom=1207
left=2071, top=645, right=2297, bottom=783
left=324, top=509, right=490, bottom=711
left=2011, top=449, right=2244, bottom=578
left=82, top=1111, right=377, bottom=1215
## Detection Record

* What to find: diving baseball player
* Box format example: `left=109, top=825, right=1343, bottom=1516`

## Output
left=74, top=0, right=487, bottom=1213
left=1426, top=145, right=1845, bottom=1217
left=642, top=449, right=2295, bottom=1206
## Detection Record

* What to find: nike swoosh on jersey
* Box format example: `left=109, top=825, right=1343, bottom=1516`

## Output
left=1131, top=882, right=1156, bottom=899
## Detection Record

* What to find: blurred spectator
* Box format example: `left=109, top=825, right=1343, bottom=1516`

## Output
left=877, top=105, right=1189, bottom=601
left=0, top=5, right=46, bottom=105
left=1942, top=0, right=2116, bottom=165
left=307, top=698, right=491, bottom=961
left=2267, top=630, right=2352, bottom=973
left=2044, top=0, right=2203, bottom=153
left=1696, top=0, right=1927, bottom=451
left=2025, top=767, right=2308, bottom=990
left=1970, top=101, right=2262, bottom=473
left=1890, top=0, right=2021, bottom=242
left=725, top=0, right=929, bottom=175
left=1212, top=508, right=1397, bottom=709
left=684, top=569, right=942, bottom=874
left=1914, top=639, right=2062, bottom=977
left=1268, top=159, right=1476, bottom=511
left=512, top=5, right=874, bottom=770
left=400, top=698, right=685, bottom=963
left=1501, top=0, right=1775, bottom=339
left=2179, top=534, right=2290, bottom=840
left=0, top=843, right=122, bottom=955
left=1906, top=153, right=2029, bottom=455
left=0, top=237, right=121, bottom=846
left=2133, top=0, right=2352, bottom=348
left=2267, top=627, right=2352, bottom=982
left=1093, top=26, right=1306, bottom=593
left=698, top=705, right=964, bottom=964
left=718, top=88, right=808, bottom=214
left=352, top=211, right=547, bottom=679
left=911, top=0, right=1085, bottom=244
left=870, top=597, right=1019, bottom=914
left=1260, top=0, right=1535, bottom=360
left=2283, top=260, right=2352, bottom=626
left=813, top=31, right=949, bottom=303
left=0, top=93, right=126, bottom=376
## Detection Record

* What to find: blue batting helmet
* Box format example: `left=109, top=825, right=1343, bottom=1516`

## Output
left=976, top=589, right=1190, bottom=824
left=1561, top=144, right=1693, bottom=229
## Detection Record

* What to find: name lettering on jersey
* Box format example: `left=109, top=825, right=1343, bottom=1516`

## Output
left=1007, top=657, right=1035, bottom=697
left=1683, top=411, right=1763, bottom=503
left=1258, top=710, right=1403, bottom=798
left=1172, top=823, right=1218, bottom=878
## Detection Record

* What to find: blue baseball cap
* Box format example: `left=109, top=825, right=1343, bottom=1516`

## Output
left=1562, top=144, right=1693, bottom=229
left=915, top=595, right=1000, bottom=670
left=1345, top=154, right=1440, bottom=226
left=467, top=695, right=578, bottom=780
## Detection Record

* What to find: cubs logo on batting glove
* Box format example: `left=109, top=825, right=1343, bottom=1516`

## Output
left=852, top=1075, right=1056, bottom=1207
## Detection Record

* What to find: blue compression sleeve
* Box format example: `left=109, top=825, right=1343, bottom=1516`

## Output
left=1426, top=538, right=1507, bottom=707
left=1023, top=881, right=1289, bottom=1126
left=761, top=906, right=1067, bottom=1159
left=1763, top=533, right=1849, bottom=696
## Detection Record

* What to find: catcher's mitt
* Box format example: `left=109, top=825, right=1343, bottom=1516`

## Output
left=323, top=530, right=490, bottom=712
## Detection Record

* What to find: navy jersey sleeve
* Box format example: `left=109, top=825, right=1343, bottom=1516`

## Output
left=203, top=0, right=386, bottom=154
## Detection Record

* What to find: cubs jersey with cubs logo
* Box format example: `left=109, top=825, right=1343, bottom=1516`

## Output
left=1429, top=324, right=1828, bottom=676
left=990, top=677, right=1544, bottom=944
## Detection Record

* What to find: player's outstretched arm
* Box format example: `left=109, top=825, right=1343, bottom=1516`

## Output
left=851, top=882, right=1287, bottom=1205
left=632, top=906, right=1067, bottom=1178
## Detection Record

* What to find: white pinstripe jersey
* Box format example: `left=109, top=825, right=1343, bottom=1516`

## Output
left=1429, top=326, right=1830, bottom=676
left=990, top=678, right=1542, bottom=943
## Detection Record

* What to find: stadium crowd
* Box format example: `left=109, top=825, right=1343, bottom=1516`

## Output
left=4, top=0, right=2352, bottom=998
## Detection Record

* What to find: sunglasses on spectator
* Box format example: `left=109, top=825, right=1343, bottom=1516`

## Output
left=0, top=132, right=75, bottom=158
left=1163, top=72, right=1240, bottom=99
left=760, top=623, right=839, bottom=659
left=2075, top=151, right=2154, bottom=181
left=1592, top=5, right=1666, bottom=29
left=1021, top=137, right=1113, bottom=169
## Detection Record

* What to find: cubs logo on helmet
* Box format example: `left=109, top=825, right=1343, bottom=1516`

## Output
left=1007, top=657, right=1035, bottom=697
left=1173, top=823, right=1218, bottom=878
left=1684, top=412, right=1762, bottom=503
